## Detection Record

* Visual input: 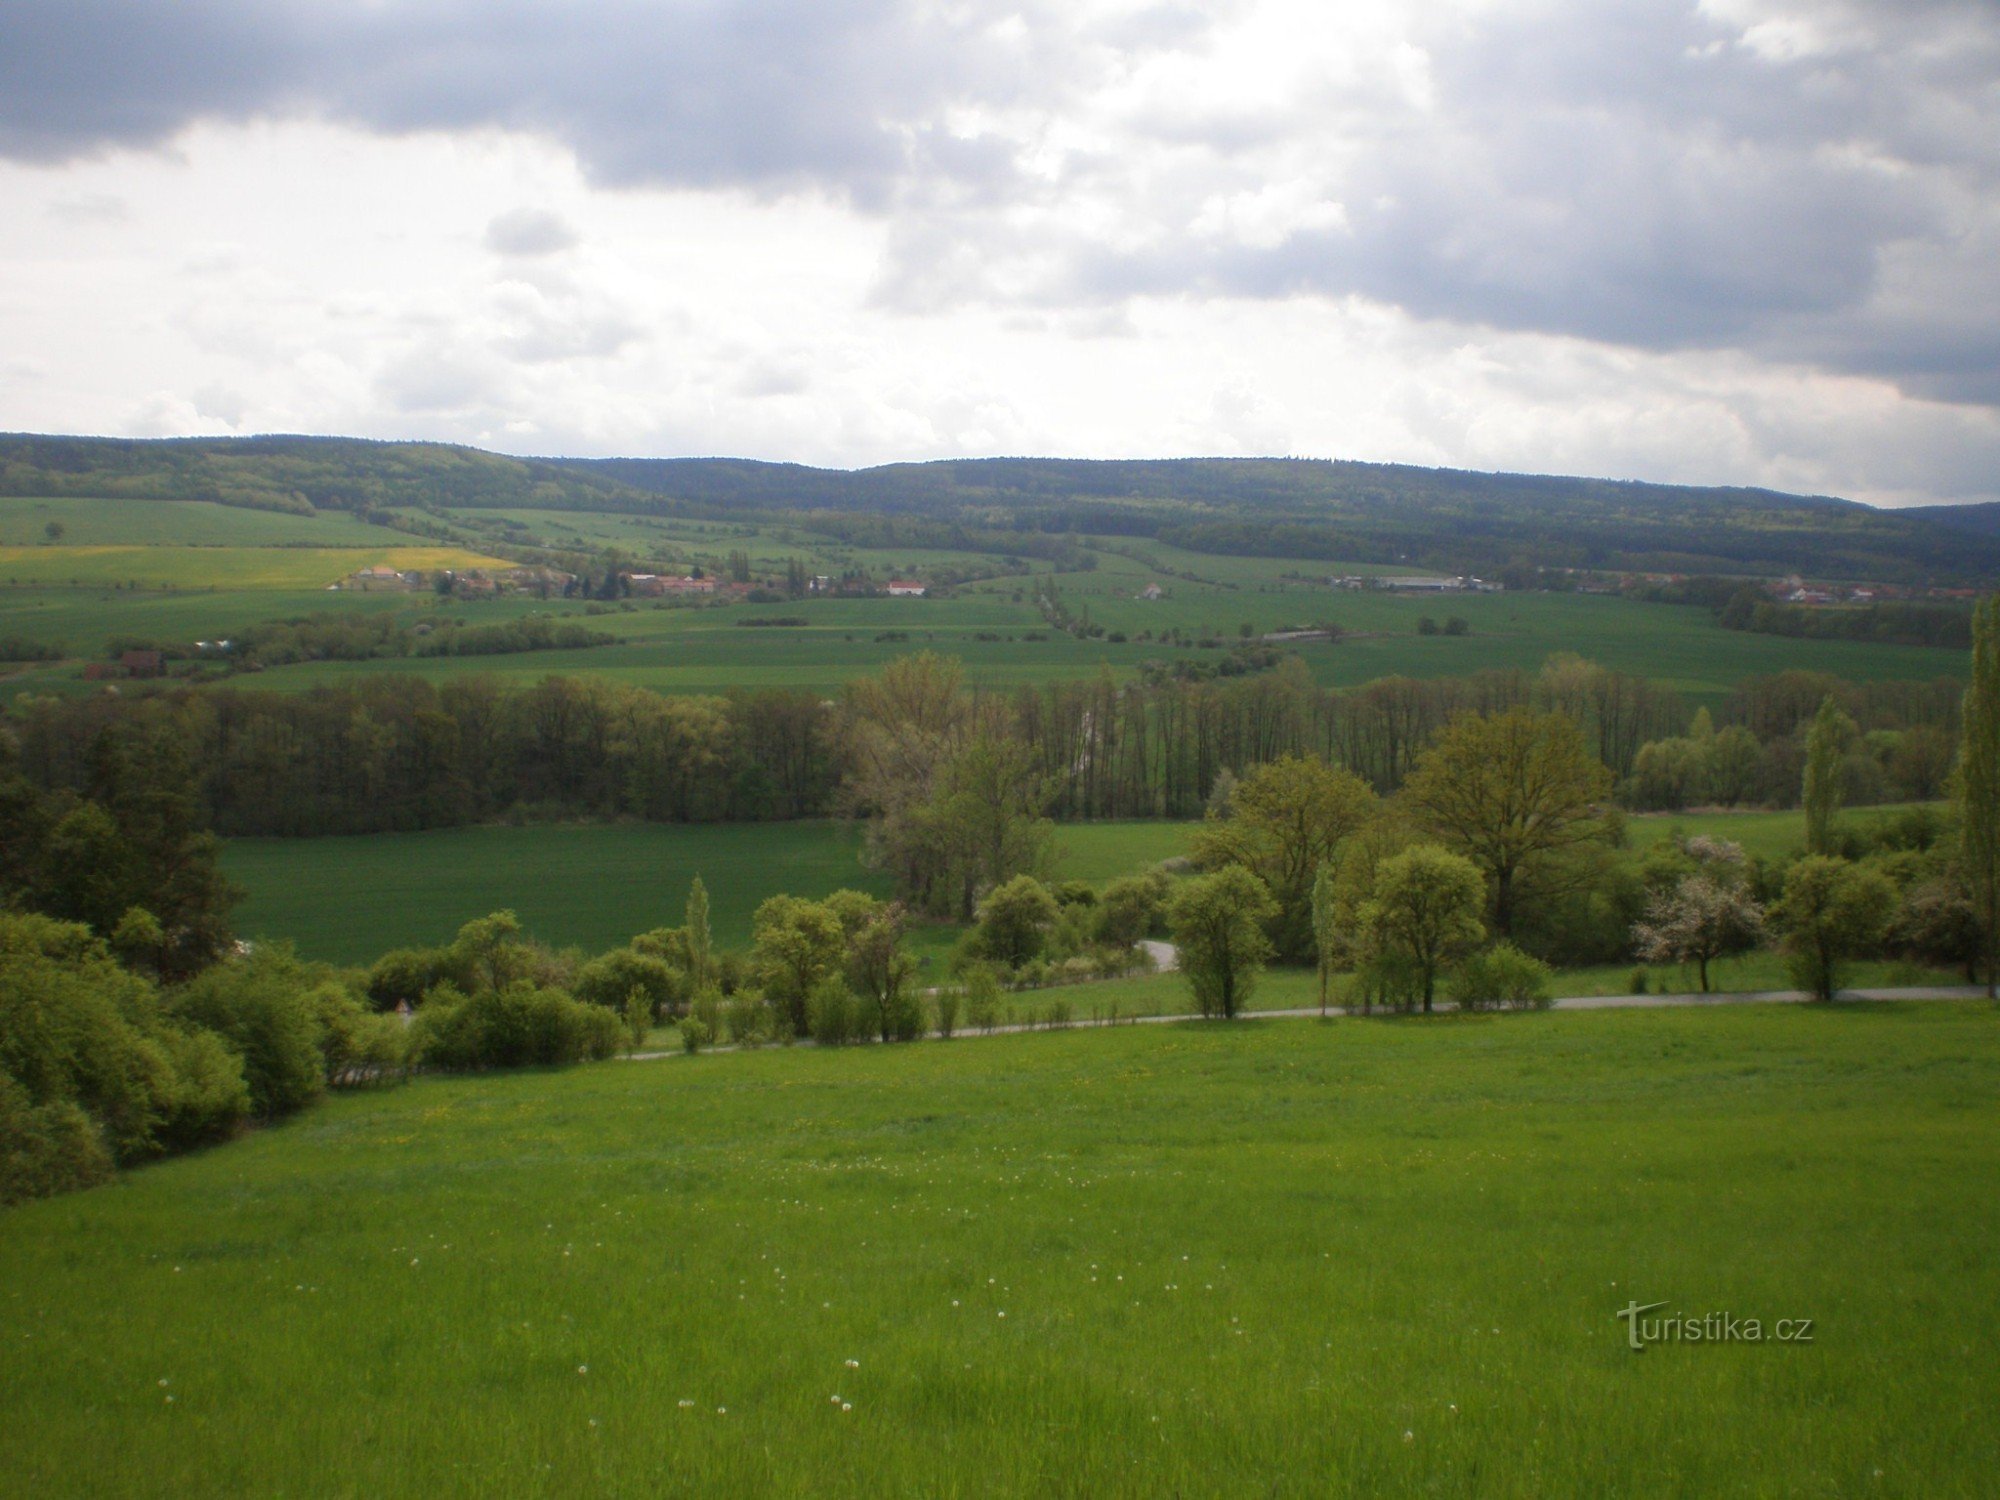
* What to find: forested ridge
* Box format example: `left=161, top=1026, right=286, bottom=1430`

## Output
left=4, top=433, right=1998, bottom=582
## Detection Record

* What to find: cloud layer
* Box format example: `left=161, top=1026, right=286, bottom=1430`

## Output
left=0, top=1, right=1996, bottom=501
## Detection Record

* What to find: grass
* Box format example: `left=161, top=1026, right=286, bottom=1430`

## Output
left=1, top=1003, right=1995, bottom=1496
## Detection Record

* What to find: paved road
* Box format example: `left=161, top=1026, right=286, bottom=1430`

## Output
left=629, top=982, right=1992, bottom=1058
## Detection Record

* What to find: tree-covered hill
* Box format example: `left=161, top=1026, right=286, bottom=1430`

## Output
left=567, top=454, right=2000, bottom=581
left=0, top=433, right=651, bottom=517
left=2, top=433, right=1996, bottom=583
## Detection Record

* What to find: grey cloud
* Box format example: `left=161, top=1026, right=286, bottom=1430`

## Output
left=484, top=208, right=578, bottom=258
left=1000, top=0, right=2000, bottom=408
left=0, top=0, right=1085, bottom=204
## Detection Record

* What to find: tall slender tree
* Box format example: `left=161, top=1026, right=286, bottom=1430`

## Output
left=1801, top=694, right=1853, bottom=856
left=684, top=875, right=714, bottom=993
left=1957, top=595, right=2000, bottom=996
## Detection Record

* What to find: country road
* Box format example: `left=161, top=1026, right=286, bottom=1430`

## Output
left=628, top=982, right=1993, bottom=1060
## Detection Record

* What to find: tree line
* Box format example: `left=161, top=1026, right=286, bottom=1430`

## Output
left=4, top=656, right=1963, bottom=844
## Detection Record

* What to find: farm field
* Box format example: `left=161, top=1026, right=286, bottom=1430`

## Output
left=221, top=806, right=1916, bottom=976
left=223, top=819, right=1196, bottom=967
left=2, top=582, right=1957, bottom=706
left=2, top=1004, right=1994, bottom=1496
left=0, top=543, right=510, bottom=591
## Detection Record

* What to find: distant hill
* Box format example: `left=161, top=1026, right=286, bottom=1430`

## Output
left=1, top=433, right=1995, bottom=583
left=559, top=454, right=2000, bottom=582
left=0, top=433, right=653, bottom=517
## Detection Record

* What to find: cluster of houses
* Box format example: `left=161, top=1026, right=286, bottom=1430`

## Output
left=1330, top=575, right=1503, bottom=593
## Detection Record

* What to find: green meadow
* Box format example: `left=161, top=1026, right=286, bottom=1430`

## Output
left=2, top=1004, right=1995, bottom=1497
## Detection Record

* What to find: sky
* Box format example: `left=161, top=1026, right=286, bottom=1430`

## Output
left=1, top=0, right=1997, bottom=506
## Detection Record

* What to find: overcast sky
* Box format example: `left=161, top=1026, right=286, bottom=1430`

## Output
left=2, top=0, right=1997, bottom=505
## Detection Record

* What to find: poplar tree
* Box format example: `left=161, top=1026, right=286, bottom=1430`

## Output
left=1801, top=695, right=1854, bottom=856
left=685, top=875, right=713, bottom=993
left=1957, top=595, right=2000, bottom=996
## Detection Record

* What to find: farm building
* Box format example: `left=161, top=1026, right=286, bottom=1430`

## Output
left=886, top=580, right=927, bottom=596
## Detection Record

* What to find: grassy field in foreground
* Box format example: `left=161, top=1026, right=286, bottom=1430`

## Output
left=222, top=820, right=1196, bottom=966
left=1, top=1005, right=1995, bottom=1497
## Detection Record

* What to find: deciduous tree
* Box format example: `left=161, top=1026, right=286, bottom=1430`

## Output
left=1358, top=845, right=1485, bottom=1013
left=1168, top=866, right=1277, bottom=1019
left=1399, top=710, right=1611, bottom=938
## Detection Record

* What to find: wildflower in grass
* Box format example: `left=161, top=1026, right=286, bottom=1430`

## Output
left=841, top=1403, right=852, bottom=1412
left=677, top=1400, right=693, bottom=1409
left=577, top=1365, right=588, bottom=1375
left=844, top=1359, right=859, bottom=1368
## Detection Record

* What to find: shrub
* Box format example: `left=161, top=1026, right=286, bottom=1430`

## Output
left=0, top=1071, right=114, bottom=1207
left=170, top=952, right=328, bottom=1119
left=678, top=1017, right=712, bottom=1054
left=933, top=987, right=961, bottom=1038
left=723, top=992, right=775, bottom=1048
left=1448, top=943, right=1556, bottom=1012
left=573, top=948, right=683, bottom=1018
left=962, top=966, right=1002, bottom=1032
left=807, top=976, right=859, bottom=1046
left=409, top=983, right=620, bottom=1071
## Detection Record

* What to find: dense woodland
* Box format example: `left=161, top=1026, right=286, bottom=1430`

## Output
left=6, top=654, right=1961, bottom=840
left=7, top=434, right=2000, bottom=582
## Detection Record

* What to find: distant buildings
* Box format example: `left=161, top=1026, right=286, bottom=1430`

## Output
left=886, top=580, right=928, bottom=596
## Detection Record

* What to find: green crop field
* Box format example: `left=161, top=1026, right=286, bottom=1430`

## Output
left=2, top=1004, right=1995, bottom=1496
left=223, top=819, right=1195, bottom=968
left=222, top=806, right=1927, bottom=980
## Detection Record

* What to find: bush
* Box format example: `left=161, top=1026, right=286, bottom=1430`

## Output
left=808, top=976, right=859, bottom=1046
left=962, top=966, right=1002, bottom=1032
left=678, top=1017, right=712, bottom=1054
left=409, top=982, right=620, bottom=1071
left=1448, top=943, right=1556, bottom=1012
left=933, top=987, right=961, bottom=1038
left=0, top=1072, right=114, bottom=1207
left=723, top=992, right=775, bottom=1048
left=170, top=952, right=328, bottom=1119
left=572, top=948, right=683, bottom=1018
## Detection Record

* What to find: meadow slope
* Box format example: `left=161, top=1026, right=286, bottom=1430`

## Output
left=0, top=1005, right=1994, bottom=1497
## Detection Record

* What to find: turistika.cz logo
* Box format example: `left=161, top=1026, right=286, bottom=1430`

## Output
left=1615, top=1300, right=1815, bottom=1351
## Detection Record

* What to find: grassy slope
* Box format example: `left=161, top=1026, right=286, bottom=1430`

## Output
left=1, top=1006, right=1994, bottom=1497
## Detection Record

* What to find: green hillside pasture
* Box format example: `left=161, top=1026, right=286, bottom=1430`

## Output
left=0, top=543, right=512, bottom=591
left=2, top=1006, right=1994, bottom=1496
left=0, top=495, right=398, bottom=547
